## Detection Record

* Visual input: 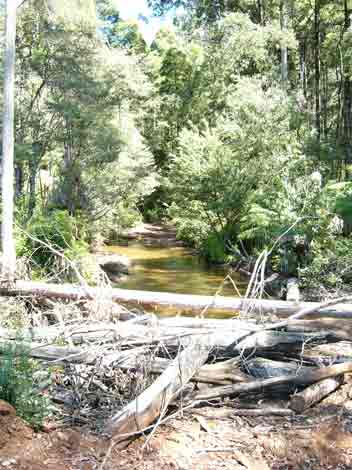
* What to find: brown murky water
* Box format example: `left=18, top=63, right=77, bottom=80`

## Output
left=105, top=242, right=246, bottom=297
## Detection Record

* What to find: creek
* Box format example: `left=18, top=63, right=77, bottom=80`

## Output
left=104, top=242, right=247, bottom=297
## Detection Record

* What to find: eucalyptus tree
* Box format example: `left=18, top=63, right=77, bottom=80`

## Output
left=1, top=0, right=18, bottom=280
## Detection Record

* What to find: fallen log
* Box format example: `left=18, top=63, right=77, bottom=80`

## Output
left=290, top=376, right=343, bottom=413
left=302, top=341, right=352, bottom=365
left=0, top=319, right=258, bottom=351
left=194, top=361, right=352, bottom=401
left=3, top=280, right=352, bottom=317
left=105, top=334, right=212, bottom=441
left=140, top=357, right=250, bottom=385
left=0, top=334, right=249, bottom=385
left=244, top=358, right=311, bottom=378
left=286, top=319, right=352, bottom=341
left=233, top=331, right=327, bottom=354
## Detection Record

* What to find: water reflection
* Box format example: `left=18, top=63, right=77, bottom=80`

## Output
left=104, top=243, right=246, bottom=297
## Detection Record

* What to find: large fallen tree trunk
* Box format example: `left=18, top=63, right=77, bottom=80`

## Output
left=104, top=334, right=212, bottom=441
left=286, top=318, right=352, bottom=341
left=2, top=280, right=352, bottom=317
left=194, top=361, right=352, bottom=401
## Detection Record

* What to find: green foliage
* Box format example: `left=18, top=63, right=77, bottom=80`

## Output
left=0, top=341, right=52, bottom=429
left=298, top=238, right=352, bottom=300
left=17, top=210, right=88, bottom=274
left=201, top=233, right=227, bottom=263
left=167, top=78, right=299, bottom=261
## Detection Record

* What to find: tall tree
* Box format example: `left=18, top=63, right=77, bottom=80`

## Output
left=280, top=0, right=288, bottom=83
left=314, top=0, right=321, bottom=144
left=1, top=0, right=17, bottom=280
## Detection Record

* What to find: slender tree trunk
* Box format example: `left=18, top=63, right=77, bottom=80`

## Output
left=1, top=0, right=17, bottom=280
left=299, top=39, right=307, bottom=97
left=314, top=0, right=321, bottom=145
left=14, top=165, right=23, bottom=199
left=257, top=0, right=264, bottom=25
left=28, top=157, right=37, bottom=219
left=322, top=65, right=328, bottom=139
left=280, top=0, right=288, bottom=84
left=343, top=0, right=352, bottom=166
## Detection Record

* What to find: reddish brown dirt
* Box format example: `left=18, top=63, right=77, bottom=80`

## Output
left=1, top=384, right=352, bottom=470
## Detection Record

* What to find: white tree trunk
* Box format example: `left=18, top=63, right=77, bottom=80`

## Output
left=280, top=0, right=288, bottom=83
left=1, top=0, right=17, bottom=280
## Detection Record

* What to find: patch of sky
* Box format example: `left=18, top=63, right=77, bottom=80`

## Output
left=114, top=0, right=176, bottom=44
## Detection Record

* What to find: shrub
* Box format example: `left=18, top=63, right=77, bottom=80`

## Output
left=0, top=341, right=52, bottom=429
left=298, top=238, right=352, bottom=300
left=17, top=209, right=89, bottom=276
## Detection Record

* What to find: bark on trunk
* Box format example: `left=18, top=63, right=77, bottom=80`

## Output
left=290, top=376, right=343, bottom=413
left=3, top=280, right=352, bottom=318
left=1, top=0, right=17, bottom=280
left=194, top=362, right=352, bottom=401
left=314, top=0, right=321, bottom=144
left=105, top=335, right=212, bottom=440
left=280, top=0, right=288, bottom=83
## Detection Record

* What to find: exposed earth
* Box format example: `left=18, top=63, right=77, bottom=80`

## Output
left=2, top=380, right=352, bottom=470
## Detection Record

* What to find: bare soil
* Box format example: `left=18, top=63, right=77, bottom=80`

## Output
left=1, top=381, right=352, bottom=470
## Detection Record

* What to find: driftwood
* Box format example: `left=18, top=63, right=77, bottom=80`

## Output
left=105, top=334, right=212, bottom=440
left=302, top=341, right=352, bottom=365
left=233, top=331, right=326, bottom=354
left=143, top=357, right=250, bottom=385
left=0, top=319, right=258, bottom=352
left=286, top=318, right=352, bottom=341
left=2, top=280, right=352, bottom=317
left=194, top=361, right=352, bottom=401
left=244, top=357, right=311, bottom=378
left=290, top=376, right=343, bottom=413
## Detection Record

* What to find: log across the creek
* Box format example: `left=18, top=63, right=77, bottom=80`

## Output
left=2, top=280, right=352, bottom=317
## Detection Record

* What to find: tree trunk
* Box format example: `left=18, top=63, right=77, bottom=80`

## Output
left=314, top=0, right=321, bottom=144
left=343, top=0, right=352, bottom=166
left=1, top=0, right=17, bottom=280
left=299, top=39, right=307, bottom=97
left=28, top=151, right=38, bottom=219
left=280, top=0, right=288, bottom=83
left=105, top=334, right=212, bottom=440
left=290, top=376, right=343, bottom=413
left=14, top=165, right=23, bottom=199
left=194, top=362, right=352, bottom=401
left=3, top=280, right=352, bottom=318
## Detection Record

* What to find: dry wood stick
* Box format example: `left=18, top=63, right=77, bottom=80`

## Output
left=290, top=376, right=343, bottom=413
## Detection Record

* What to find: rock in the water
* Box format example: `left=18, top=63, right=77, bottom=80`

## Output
left=0, top=401, right=16, bottom=416
left=96, top=254, right=131, bottom=276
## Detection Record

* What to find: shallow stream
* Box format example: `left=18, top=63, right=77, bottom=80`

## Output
left=105, top=242, right=246, bottom=297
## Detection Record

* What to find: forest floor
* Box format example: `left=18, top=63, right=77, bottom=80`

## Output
left=2, top=379, right=352, bottom=470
